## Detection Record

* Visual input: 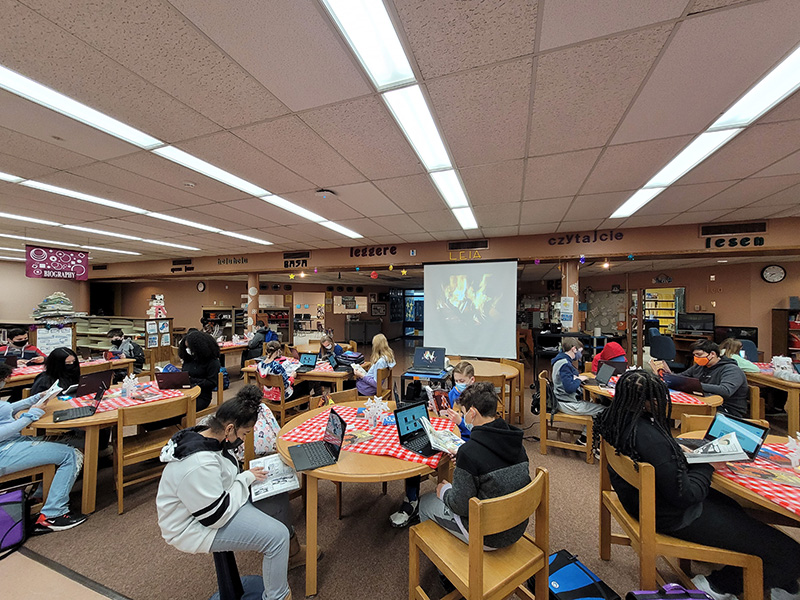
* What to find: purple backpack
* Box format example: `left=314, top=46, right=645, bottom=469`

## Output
left=626, top=584, right=712, bottom=599
left=0, top=484, right=30, bottom=560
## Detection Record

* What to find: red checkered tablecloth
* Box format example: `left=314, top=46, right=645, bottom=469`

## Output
left=11, top=358, right=113, bottom=377
left=219, top=342, right=248, bottom=349
left=602, top=385, right=707, bottom=406
left=754, top=362, right=774, bottom=374
left=281, top=405, right=452, bottom=468
left=64, top=385, right=185, bottom=413
left=716, top=444, right=800, bottom=517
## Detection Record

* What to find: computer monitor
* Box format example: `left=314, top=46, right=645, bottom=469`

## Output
left=713, top=326, right=758, bottom=347
left=677, top=312, right=715, bottom=334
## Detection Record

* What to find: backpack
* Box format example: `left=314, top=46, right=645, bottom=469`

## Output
left=531, top=373, right=558, bottom=419
left=0, top=483, right=32, bottom=560
left=528, top=549, right=620, bottom=600
left=129, top=341, right=146, bottom=371
left=263, top=329, right=279, bottom=344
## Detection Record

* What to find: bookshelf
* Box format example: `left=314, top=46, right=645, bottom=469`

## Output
left=772, top=308, right=800, bottom=359
left=201, top=306, right=245, bottom=338
left=644, top=290, right=677, bottom=334
left=258, top=307, right=291, bottom=342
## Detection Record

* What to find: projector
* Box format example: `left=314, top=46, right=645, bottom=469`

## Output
left=315, top=188, right=336, bottom=199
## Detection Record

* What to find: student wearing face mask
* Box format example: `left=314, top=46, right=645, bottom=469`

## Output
left=107, top=328, right=145, bottom=382
left=316, top=335, right=342, bottom=360
left=157, top=385, right=301, bottom=600
left=0, top=328, right=46, bottom=364
left=178, top=331, right=221, bottom=412
left=29, top=347, right=81, bottom=396
left=551, top=337, right=605, bottom=445
left=679, top=339, right=748, bottom=417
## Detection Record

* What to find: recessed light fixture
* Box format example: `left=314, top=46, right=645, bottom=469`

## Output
left=430, top=170, right=469, bottom=208
left=452, top=207, right=479, bottom=230
left=0, top=64, right=163, bottom=149
left=219, top=231, right=273, bottom=246
left=0, top=171, right=23, bottom=183
left=717, top=259, right=728, bottom=263
left=0, top=255, right=25, bottom=262
left=147, top=212, right=222, bottom=233
left=183, top=181, right=196, bottom=188
left=320, top=0, right=415, bottom=90
left=20, top=180, right=149, bottom=214
left=141, top=239, right=200, bottom=251
left=610, top=188, right=666, bottom=219
left=81, top=245, right=141, bottom=255
left=0, top=211, right=61, bottom=227
left=603, top=261, right=610, bottom=269
left=62, top=225, right=139, bottom=240
left=319, top=221, right=363, bottom=238
left=262, top=196, right=326, bottom=223
left=382, top=85, right=451, bottom=171
left=152, top=146, right=270, bottom=197
left=0, top=233, right=81, bottom=247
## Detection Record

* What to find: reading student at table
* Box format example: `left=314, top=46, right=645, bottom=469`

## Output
left=552, top=337, right=606, bottom=445
left=681, top=340, right=749, bottom=417
left=0, top=363, right=87, bottom=533
left=157, top=386, right=308, bottom=600
left=718, top=338, right=759, bottom=374
left=29, top=347, right=81, bottom=395
left=593, top=370, right=800, bottom=600
left=0, top=327, right=46, bottom=364
left=354, top=333, right=395, bottom=396
left=108, top=327, right=145, bottom=382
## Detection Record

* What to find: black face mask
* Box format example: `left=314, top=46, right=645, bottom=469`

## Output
left=66, top=363, right=80, bottom=373
left=222, top=438, right=244, bottom=451
left=112, top=338, right=123, bottom=345
left=11, top=340, right=27, bottom=347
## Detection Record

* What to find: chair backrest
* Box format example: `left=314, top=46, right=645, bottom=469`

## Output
left=255, top=372, right=285, bottom=403
left=467, top=467, right=549, bottom=597
left=680, top=414, right=770, bottom=435
left=739, top=339, right=758, bottom=362
left=170, top=346, right=180, bottom=365
left=500, top=358, right=524, bottom=390
left=538, top=370, right=557, bottom=416
left=326, top=388, right=359, bottom=404
left=600, top=440, right=655, bottom=539
left=143, top=348, right=156, bottom=381
left=348, top=340, right=357, bottom=353
left=376, top=367, right=393, bottom=396
left=649, top=335, right=676, bottom=361
left=446, top=355, right=462, bottom=364
left=646, top=327, right=661, bottom=346
left=118, top=387, right=198, bottom=428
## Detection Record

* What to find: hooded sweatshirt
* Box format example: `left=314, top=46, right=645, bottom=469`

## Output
left=156, top=427, right=255, bottom=554
left=551, top=351, right=582, bottom=406
left=680, top=356, right=748, bottom=417
left=440, top=417, right=530, bottom=548
left=591, top=341, right=626, bottom=373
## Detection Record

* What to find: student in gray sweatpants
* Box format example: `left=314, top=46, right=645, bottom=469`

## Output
left=550, top=337, right=605, bottom=443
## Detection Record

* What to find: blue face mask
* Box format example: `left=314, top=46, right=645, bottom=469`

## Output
left=455, top=382, right=468, bottom=393
left=464, top=420, right=473, bottom=431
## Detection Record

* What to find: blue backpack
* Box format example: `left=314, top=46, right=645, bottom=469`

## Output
left=529, top=550, right=620, bottom=600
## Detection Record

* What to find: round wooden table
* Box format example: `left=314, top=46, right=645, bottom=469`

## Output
left=277, top=401, right=452, bottom=596
left=294, top=342, right=353, bottom=355
left=469, top=359, right=518, bottom=380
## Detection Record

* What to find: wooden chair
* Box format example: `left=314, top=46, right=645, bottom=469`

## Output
left=254, top=371, right=307, bottom=427
left=538, top=371, right=594, bottom=464
left=446, top=355, right=461, bottom=364
left=501, top=358, right=525, bottom=426
left=599, top=440, right=762, bottom=598
left=474, top=374, right=508, bottom=421
left=680, top=414, right=770, bottom=435
left=169, top=346, right=180, bottom=365
left=113, top=387, right=199, bottom=514
left=348, top=340, right=357, bottom=353
left=0, top=464, right=55, bottom=513
left=376, top=367, right=393, bottom=397
left=748, top=385, right=764, bottom=421
left=142, top=348, right=156, bottom=382
left=409, top=467, right=550, bottom=600
left=196, top=371, right=225, bottom=421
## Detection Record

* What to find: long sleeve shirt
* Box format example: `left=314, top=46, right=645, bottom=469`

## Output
left=0, top=397, right=38, bottom=444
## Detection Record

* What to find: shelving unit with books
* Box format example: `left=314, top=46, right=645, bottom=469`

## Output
left=201, top=306, right=245, bottom=338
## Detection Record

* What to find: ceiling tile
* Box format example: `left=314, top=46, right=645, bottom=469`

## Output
left=758, top=89, right=800, bottom=124
left=233, top=116, right=365, bottom=188
left=481, top=226, right=519, bottom=238
left=519, top=197, right=572, bottom=224
left=401, top=232, right=436, bottom=243
left=461, top=160, right=524, bottom=206
left=754, top=148, right=800, bottom=178
left=431, top=230, right=467, bottom=241
left=0, top=0, right=220, bottom=142
left=0, top=153, right=57, bottom=180
left=529, top=24, right=672, bottom=155
left=393, top=0, right=537, bottom=79
left=556, top=219, right=605, bottom=232
left=427, top=59, right=532, bottom=166
left=473, top=203, right=521, bottom=228
left=23, top=0, right=288, bottom=128
left=371, top=214, right=425, bottom=235
left=523, top=149, right=601, bottom=199
left=519, top=223, right=560, bottom=235
left=409, top=209, right=460, bottom=232
left=222, top=198, right=308, bottom=227
left=618, top=214, right=674, bottom=228
left=750, top=183, right=800, bottom=207
left=331, top=218, right=393, bottom=238
left=0, top=126, right=95, bottom=171
left=373, top=174, right=443, bottom=213
left=563, top=191, right=631, bottom=221
left=717, top=205, right=796, bottom=222
left=693, top=174, right=800, bottom=211
left=281, top=189, right=367, bottom=222
left=176, top=132, right=314, bottom=195
left=635, top=181, right=735, bottom=215
left=0, top=184, right=130, bottom=221
left=613, top=0, right=800, bottom=143
left=540, top=0, right=687, bottom=50
left=663, top=209, right=735, bottom=225
left=678, top=120, right=800, bottom=184
left=301, top=96, right=424, bottom=180
left=167, top=0, right=370, bottom=111
left=322, top=182, right=403, bottom=218
left=689, top=0, right=750, bottom=13
left=582, top=135, right=693, bottom=194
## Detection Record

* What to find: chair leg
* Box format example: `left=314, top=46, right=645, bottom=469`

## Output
left=599, top=502, right=612, bottom=561
left=639, top=551, right=657, bottom=590
left=742, top=557, right=763, bottom=600
left=382, top=481, right=387, bottom=495
left=408, top=528, right=420, bottom=600
left=586, top=419, right=594, bottom=464
left=115, top=453, right=124, bottom=515
left=41, top=464, right=55, bottom=504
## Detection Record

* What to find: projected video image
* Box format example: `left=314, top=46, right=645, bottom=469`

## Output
left=436, top=274, right=502, bottom=326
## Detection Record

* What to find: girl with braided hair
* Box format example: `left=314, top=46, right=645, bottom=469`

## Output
left=594, top=370, right=800, bottom=600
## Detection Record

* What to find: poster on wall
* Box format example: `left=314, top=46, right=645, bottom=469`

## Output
left=35, top=327, right=73, bottom=355
left=146, top=321, right=157, bottom=335
left=160, top=333, right=171, bottom=346
left=158, top=320, right=170, bottom=333
left=25, top=245, right=89, bottom=281
left=560, top=296, right=575, bottom=331
left=147, top=335, right=158, bottom=349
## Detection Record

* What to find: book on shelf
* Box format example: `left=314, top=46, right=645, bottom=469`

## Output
left=420, top=416, right=465, bottom=455
left=682, top=432, right=749, bottom=464
left=249, top=454, right=300, bottom=502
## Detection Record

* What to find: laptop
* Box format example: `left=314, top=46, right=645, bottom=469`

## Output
left=0, top=356, right=18, bottom=368
left=73, top=370, right=114, bottom=397
left=598, top=360, right=627, bottom=375
left=407, top=347, right=446, bottom=376
left=288, top=408, right=347, bottom=471
left=295, top=353, right=318, bottom=374
left=328, top=355, right=351, bottom=373
left=676, top=412, right=769, bottom=459
left=663, top=373, right=705, bottom=396
left=156, top=370, right=192, bottom=389
left=53, top=385, right=107, bottom=423
left=393, top=401, right=437, bottom=457
left=582, top=363, right=617, bottom=388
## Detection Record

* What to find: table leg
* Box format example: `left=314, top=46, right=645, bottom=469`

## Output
left=126, top=362, right=133, bottom=376
left=788, top=389, right=799, bottom=437
left=244, top=371, right=253, bottom=385
left=81, top=425, right=100, bottom=514
left=306, top=475, right=319, bottom=597
left=332, top=379, right=340, bottom=392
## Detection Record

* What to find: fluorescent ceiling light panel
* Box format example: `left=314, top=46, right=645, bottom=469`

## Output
left=152, top=146, right=270, bottom=197
left=141, top=239, right=200, bottom=251
left=0, top=211, right=61, bottom=227
left=81, top=245, right=141, bottom=255
left=644, top=129, right=743, bottom=189
left=62, top=224, right=139, bottom=240
left=0, top=246, right=24, bottom=253
left=147, top=212, right=221, bottom=233
left=711, top=45, right=800, bottom=130
left=0, top=255, right=25, bottom=261
left=429, top=170, right=469, bottom=208
left=261, top=196, right=326, bottom=223
left=0, top=64, right=162, bottom=149
left=610, top=188, right=666, bottom=219
left=319, top=221, right=363, bottom=239
left=219, top=231, right=273, bottom=246
left=0, top=233, right=80, bottom=247
left=452, top=207, right=479, bottom=230
left=320, top=0, right=415, bottom=90
left=0, top=171, right=23, bottom=183
left=20, top=180, right=148, bottom=214
left=382, top=85, right=451, bottom=171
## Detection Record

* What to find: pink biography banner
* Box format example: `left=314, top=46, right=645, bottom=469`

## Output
left=25, top=245, right=89, bottom=281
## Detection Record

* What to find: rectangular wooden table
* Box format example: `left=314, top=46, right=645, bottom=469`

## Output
left=584, top=383, right=723, bottom=421
left=5, top=358, right=135, bottom=390
left=242, top=361, right=362, bottom=392
left=746, top=370, right=800, bottom=436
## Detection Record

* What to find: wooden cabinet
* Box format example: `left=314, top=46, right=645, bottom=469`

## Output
left=258, top=307, right=291, bottom=342
left=771, top=308, right=800, bottom=359
left=201, top=306, right=245, bottom=338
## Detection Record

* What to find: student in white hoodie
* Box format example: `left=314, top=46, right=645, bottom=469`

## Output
left=156, top=385, right=292, bottom=600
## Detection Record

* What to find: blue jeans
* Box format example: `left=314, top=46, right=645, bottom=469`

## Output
left=210, top=500, right=290, bottom=600
left=0, top=437, right=83, bottom=518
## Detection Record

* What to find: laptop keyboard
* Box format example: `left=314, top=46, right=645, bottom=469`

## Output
left=305, top=442, right=333, bottom=464
left=404, top=435, right=430, bottom=452
left=55, top=406, right=93, bottom=421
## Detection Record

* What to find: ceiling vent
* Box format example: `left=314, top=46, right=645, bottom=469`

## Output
left=448, top=239, right=488, bottom=251
left=91, top=264, right=108, bottom=271
left=283, top=251, right=310, bottom=260
left=700, top=222, right=766, bottom=237
left=172, top=258, right=192, bottom=266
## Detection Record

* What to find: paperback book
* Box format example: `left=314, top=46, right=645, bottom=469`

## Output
left=249, top=454, right=300, bottom=502
left=419, top=416, right=465, bottom=455
left=683, top=432, right=748, bottom=464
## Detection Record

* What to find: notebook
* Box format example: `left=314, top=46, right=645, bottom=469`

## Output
left=74, top=370, right=114, bottom=397
left=407, top=347, right=446, bottom=375
left=53, top=385, right=106, bottom=423
left=295, top=353, right=318, bottom=374
left=155, top=370, right=192, bottom=389
left=393, top=401, right=437, bottom=457
left=663, top=373, right=705, bottom=396
left=288, top=408, right=347, bottom=471
left=676, top=412, right=769, bottom=460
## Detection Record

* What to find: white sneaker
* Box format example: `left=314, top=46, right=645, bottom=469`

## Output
left=691, top=575, right=739, bottom=600
left=388, top=497, right=419, bottom=528
left=772, top=587, right=800, bottom=600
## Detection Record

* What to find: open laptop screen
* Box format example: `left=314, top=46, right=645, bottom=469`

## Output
left=299, top=353, right=317, bottom=367
left=706, top=413, right=769, bottom=459
left=412, top=347, right=445, bottom=370
left=396, top=402, right=427, bottom=437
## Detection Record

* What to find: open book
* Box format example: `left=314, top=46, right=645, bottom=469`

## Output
left=31, top=381, right=64, bottom=408
left=249, top=454, right=300, bottom=502
left=419, top=416, right=465, bottom=455
left=683, top=432, right=749, bottom=464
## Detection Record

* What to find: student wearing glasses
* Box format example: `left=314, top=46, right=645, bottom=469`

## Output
left=680, top=340, right=748, bottom=417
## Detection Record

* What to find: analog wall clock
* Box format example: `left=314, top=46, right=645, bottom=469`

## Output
left=196, top=281, right=206, bottom=292
left=761, top=265, right=786, bottom=283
